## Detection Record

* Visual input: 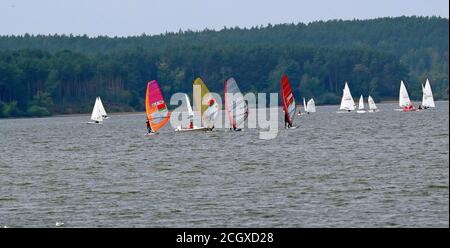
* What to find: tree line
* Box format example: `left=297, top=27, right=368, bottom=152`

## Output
left=0, top=16, right=448, bottom=117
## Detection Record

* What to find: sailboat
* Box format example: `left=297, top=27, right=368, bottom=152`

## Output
left=301, top=98, right=316, bottom=115
left=421, top=78, right=435, bottom=109
left=281, top=75, right=296, bottom=128
left=298, top=97, right=306, bottom=116
left=306, top=98, right=316, bottom=113
left=367, top=96, right=379, bottom=112
left=192, top=77, right=219, bottom=131
left=145, top=80, right=170, bottom=135
left=398, top=80, right=415, bottom=112
left=356, top=95, right=366, bottom=113
left=337, top=82, right=356, bottom=113
left=96, top=96, right=108, bottom=119
left=175, top=93, right=209, bottom=132
left=224, top=77, right=248, bottom=131
left=87, top=97, right=104, bottom=124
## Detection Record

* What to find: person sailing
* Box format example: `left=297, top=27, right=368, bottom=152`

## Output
left=284, top=113, right=292, bottom=129
left=206, top=98, right=216, bottom=131
left=146, top=119, right=154, bottom=134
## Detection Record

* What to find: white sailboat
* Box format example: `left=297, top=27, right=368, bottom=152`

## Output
left=87, top=97, right=104, bottom=124
left=356, top=95, right=366, bottom=113
left=300, top=97, right=307, bottom=115
left=175, top=94, right=209, bottom=132
left=96, top=96, right=108, bottom=119
left=367, top=96, right=379, bottom=112
left=337, top=82, right=356, bottom=113
left=298, top=97, right=306, bottom=115
left=306, top=98, right=316, bottom=113
left=421, top=78, right=435, bottom=109
left=397, top=80, right=415, bottom=111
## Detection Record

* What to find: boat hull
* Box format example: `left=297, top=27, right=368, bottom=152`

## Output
left=175, top=126, right=209, bottom=132
left=87, top=121, right=102, bottom=125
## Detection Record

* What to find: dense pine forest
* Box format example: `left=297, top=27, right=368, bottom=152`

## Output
left=0, top=16, right=448, bottom=117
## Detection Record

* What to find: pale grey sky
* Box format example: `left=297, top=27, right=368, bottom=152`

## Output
left=1, top=0, right=448, bottom=37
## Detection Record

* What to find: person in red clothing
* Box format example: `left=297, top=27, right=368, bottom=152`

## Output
left=403, top=105, right=414, bottom=111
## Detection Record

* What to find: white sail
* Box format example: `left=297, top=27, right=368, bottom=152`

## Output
left=339, top=82, right=356, bottom=111
left=358, top=95, right=365, bottom=110
left=368, top=95, right=378, bottom=110
left=306, top=98, right=316, bottom=112
left=421, top=84, right=426, bottom=107
left=90, top=97, right=103, bottom=122
left=399, top=80, right=412, bottom=107
left=303, top=97, right=307, bottom=112
left=224, top=78, right=248, bottom=129
left=423, top=79, right=435, bottom=108
left=96, top=97, right=108, bottom=118
left=203, top=95, right=219, bottom=128
left=185, top=93, right=194, bottom=119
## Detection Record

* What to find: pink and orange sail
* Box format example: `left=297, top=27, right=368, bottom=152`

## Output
left=145, top=80, right=170, bottom=132
left=281, top=75, right=296, bottom=126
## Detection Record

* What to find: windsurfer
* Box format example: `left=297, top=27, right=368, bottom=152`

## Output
left=284, top=114, right=292, bottom=128
left=146, top=119, right=153, bottom=133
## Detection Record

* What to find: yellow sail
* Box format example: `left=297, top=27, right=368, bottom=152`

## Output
left=193, top=77, right=218, bottom=128
left=193, top=77, right=210, bottom=116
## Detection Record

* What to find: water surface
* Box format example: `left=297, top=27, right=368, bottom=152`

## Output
left=0, top=102, right=448, bottom=227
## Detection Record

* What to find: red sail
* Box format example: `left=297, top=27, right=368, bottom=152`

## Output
left=281, top=75, right=296, bottom=126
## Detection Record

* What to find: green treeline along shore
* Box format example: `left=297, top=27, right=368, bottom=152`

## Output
left=0, top=16, right=448, bottom=117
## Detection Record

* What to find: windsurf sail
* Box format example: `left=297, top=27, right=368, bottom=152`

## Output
left=281, top=75, right=296, bottom=126
left=339, top=82, right=356, bottom=111
left=306, top=98, right=316, bottom=112
left=224, top=77, right=248, bottom=130
left=422, top=78, right=435, bottom=108
left=90, top=97, right=103, bottom=122
left=399, top=80, right=412, bottom=107
left=358, top=95, right=365, bottom=110
left=193, top=77, right=218, bottom=128
left=97, top=96, right=108, bottom=119
left=145, top=80, right=170, bottom=132
left=368, top=95, right=378, bottom=111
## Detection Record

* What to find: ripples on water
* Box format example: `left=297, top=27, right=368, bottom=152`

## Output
left=0, top=102, right=448, bottom=227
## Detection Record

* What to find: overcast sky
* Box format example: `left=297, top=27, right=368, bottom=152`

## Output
left=1, top=0, right=448, bottom=37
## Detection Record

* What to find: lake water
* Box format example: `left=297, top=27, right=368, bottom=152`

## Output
left=0, top=102, right=448, bottom=227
